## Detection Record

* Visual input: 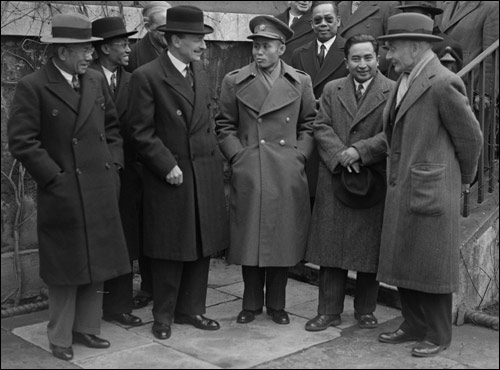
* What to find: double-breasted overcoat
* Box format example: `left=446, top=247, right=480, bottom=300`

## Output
left=7, top=60, right=130, bottom=286
left=307, top=72, right=395, bottom=272
left=216, top=61, right=316, bottom=267
left=377, top=56, right=483, bottom=294
left=127, top=52, right=228, bottom=261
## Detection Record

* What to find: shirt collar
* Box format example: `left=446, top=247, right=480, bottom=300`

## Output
left=316, top=36, right=336, bottom=54
left=168, top=50, right=189, bottom=76
left=101, top=65, right=116, bottom=86
left=52, top=58, right=75, bottom=87
left=353, top=76, right=374, bottom=92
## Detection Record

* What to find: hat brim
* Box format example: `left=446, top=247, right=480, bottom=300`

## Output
left=378, top=33, right=443, bottom=42
left=247, top=32, right=284, bottom=41
left=97, top=30, right=139, bottom=40
left=396, top=5, right=443, bottom=15
left=40, top=36, right=102, bottom=43
left=155, top=24, right=214, bottom=34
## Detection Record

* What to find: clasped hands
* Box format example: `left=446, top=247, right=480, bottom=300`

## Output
left=339, top=147, right=361, bottom=173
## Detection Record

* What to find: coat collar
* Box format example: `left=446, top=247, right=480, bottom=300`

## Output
left=340, top=1, right=379, bottom=36
left=159, top=51, right=195, bottom=105
left=44, top=59, right=80, bottom=114
left=441, top=1, right=480, bottom=32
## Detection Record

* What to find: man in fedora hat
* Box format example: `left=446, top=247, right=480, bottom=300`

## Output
left=90, top=16, right=142, bottom=328
left=376, top=13, right=483, bottom=357
left=128, top=5, right=228, bottom=340
left=215, top=15, right=315, bottom=326
left=305, top=34, right=395, bottom=332
left=7, top=13, right=131, bottom=361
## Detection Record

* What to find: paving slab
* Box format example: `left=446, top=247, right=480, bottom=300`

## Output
left=208, top=260, right=242, bottom=288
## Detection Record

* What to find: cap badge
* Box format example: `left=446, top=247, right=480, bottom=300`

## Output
left=258, top=24, right=266, bottom=31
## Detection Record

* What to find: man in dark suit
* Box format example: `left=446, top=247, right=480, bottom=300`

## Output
left=291, top=1, right=349, bottom=207
left=7, top=13, right=131, bottom=361
left=91, top=17, right=142, bottom=328
left=276, top=1, right=315, bottom=63
left=128, top=5, right=228, bottom=341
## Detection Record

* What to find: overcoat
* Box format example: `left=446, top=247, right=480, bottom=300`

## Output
left=216, top=61, right=316, bottom=267
left=7, top=60, right=131, bottom=286
left=276, top=8, right=316, bottom=64
left=90, top=62, right=142, bottom=260
left=307, top=73, right=395, bottom=272
left=128, top=52, right=228, bottom=261
left=377, top=56, right=483, bottom=294
left=125, top=34, right=161, bottom=73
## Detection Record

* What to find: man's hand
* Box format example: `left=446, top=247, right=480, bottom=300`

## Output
left=346, top=161, right=361, bottom=173
left=462, top=183, right=471, bottom=193
left=340, top=147, right=361, bottom=168
left=166, top=165, right=183, bottom=186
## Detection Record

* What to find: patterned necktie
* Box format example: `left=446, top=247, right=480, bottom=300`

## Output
left=185, top=65, right=194, bottom=89
left=110, top=72, right=117, bottom=95
left=72, top=75, right=80, bottom=94
left=318, top=44, right=326, bottom=66
left=355, top=83, right=364, bottom=104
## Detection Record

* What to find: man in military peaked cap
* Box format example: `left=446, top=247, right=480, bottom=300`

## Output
left=215, top=15, right=316, bottom=326
left=8, top=13, right=130, bottom=361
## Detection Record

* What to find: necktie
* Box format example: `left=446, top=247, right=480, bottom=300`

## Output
left=291, top=16, right=299, bottom=27
left=351, top=1, right=362, bottom=14
left=72, top=75, right=80, bottom=94
left=185, top=65, right=194, bottom=89
left=110, top=72, right=117, bottom=95
left=355, top=83, right=364, bottom=104
left=318, top=44, right=326, bottom=66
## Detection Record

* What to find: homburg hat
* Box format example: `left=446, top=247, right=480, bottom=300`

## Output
left=41, top=13, right=102, bottom=43
left=92, top=17, right=138, bottom=40
left=156, top=5, right=213, bottom=34
left=378, top=13, right=443, bottom=42
left=247, top=16, right=294, bottom=44
left=396, top=1, right=444, bottom=16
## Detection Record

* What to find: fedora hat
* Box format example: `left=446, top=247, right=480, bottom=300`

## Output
left=396, top=1, right=444, bottom=16
left=378, top=13, right=443, bottom=42
left=156, top=5, right=213, bottom=34
left=41, top=14, right=102, bottom=43
left=332, top=165, right=386, bottom=209
left=92, top=17, right=137, bottom=40
left=247, top=16, right=294, bottom=44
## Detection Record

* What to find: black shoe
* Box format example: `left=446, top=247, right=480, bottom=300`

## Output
left=378, top=329, right=423, bottom=344
left=50, top=343, right=73, bottom=361
left=305, top=314, right=341, bottom=331
left=354, top=312, right=378, bottom=329
left=72, top=332, right=110, bottom=349
left=174, top=314, right=220, bottom=330
left=411, top=340, right=448, bottom=357
left=237, top=308, right=263, bottom=324
left=152, top=321, right=171, bottom=340
left=103, top=312, right=143, bottom=327
left=132, top=294, right=152, bottom=309
left=267, top=308, right=290, bottom=325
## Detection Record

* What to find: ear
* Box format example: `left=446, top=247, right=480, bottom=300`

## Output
left=57, top=46, right=67, bottom=61
left=100, top=43, right=111, bottom=56
left=278, top=43, right=286, bottom=56
left=344, top=57, right=349, bottom=69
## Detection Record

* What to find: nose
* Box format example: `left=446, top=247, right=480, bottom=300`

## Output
left=200, top=39, right=206, bottom=50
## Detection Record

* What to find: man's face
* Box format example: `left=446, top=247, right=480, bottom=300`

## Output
left=172, top=34, right=207, bottom=64
left=346, top=42, right=379, bottom=83
left=312, top=3, right=340, bottom=43
left=148, top=11, right=168, bottom=48
left=385, top=40, right=417, bottom=74
left=104, top=37, right=131, bottom=67
left=252, top=37, right=285, bottom=72
left=59, top=43, right=94, bottom=75
left=290, top=1, right=313, bottom=15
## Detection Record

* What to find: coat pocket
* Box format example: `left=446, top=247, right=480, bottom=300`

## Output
left=408, top=164, right=446, bottom=216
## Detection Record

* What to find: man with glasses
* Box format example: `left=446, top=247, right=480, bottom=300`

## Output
left=91, top=17, right=143, bottom=328
left=291, top=1, right=349, bottom=208
left=7, top=13, right=130, bottom=361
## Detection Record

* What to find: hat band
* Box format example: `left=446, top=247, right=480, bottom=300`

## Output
left=52, top=26, right=92, bottom=40
left=387, top=28, right=433, bottom=35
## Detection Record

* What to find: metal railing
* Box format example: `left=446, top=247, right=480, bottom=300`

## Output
left=458, top=40, right=499, bottom=217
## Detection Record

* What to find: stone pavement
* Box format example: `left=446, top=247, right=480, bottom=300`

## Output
left=2, top=259, right=499, bottom=369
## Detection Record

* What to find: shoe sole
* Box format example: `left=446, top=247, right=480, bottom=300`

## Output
left=411, top=346, right=448, bottom=357
left=378, top=336, right=422, bottom=344
left=305, top=320, right=341, bottom=331
left=174, top=317, right=220, bottom=331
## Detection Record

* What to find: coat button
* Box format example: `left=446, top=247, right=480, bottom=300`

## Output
left=177, top=110, right=183, bottom=116
left=100, top=133, right=105, bottom=141
left=286, top=117, right=290, bottom=123
left=260, top=139, right=266, bottom=144
left=105, top=163, right=111, bottom=169
left=257, top=118, right=262, bottom=123
left=390, top=181, right=396, bottom=187
left=51, top=109, right=59, bottom=116
left=101, top=103, right=106, bottom=110
left=76, top=168, right=82, bottom=175
left=72, top=138, right=78, bottom=145
left=279, top=140, right=285, bottom=146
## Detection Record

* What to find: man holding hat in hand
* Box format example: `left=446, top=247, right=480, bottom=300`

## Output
left=216, top=16, right=315, bottom=326
left=376, top=13, right=483, bottom=357
left=128, top=5, right=228, bottom=340
left=90, top=16, right=142, bottom=328
left=7, top=13, right=130, bottom=360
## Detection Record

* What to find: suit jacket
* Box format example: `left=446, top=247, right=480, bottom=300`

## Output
left=125, top=33, right=162, bottom=73
left=276, top=8, right=316, bottom=64
left=128, top=52, right=228, bottom=261
left=7, top=60, right=130, bottom=285
left=377, top=55, right=483, bottom=293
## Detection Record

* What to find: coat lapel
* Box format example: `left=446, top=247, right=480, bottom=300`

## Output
left=259, top=63, right=301, bottom=117
left=337, top=77, right=357, bottom=121
left=114, top=67, right=130, bottom=119
left=314, top=37, right=346, bottom=89
left=74, top=71, right=99, bottom=134
left=235, top=63, right=268, bottom=113
left=351, top=73, right=390, bottom=129
left=299, top=42, right=320, bottom=79
left=160, top=53, right=195, bottom=106
left=340, top=1, right=378, bottom=36
left=44, top=60, right=80, bottom=114
left=189, top=61, right=209, bottom=131
left=442, top=1, right=480, bottom=32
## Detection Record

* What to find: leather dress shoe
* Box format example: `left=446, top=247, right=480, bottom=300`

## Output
left=267, top=308, right=290, bottom=325
left=378, top=329, right=423, bottom=344
left=412, top=340, right=448, bottom=357
left=50, top=343, right=73, bottom=361
left=103, top=312, right=143, bottom=327
left=305, top=314, right=341, bottom=331
left=174, top=314, right=220, bottom=330
left=152, top=321, right=171, bottom=340
left=237, top=308, right=263, bottom=324
left=354, top=312, right=378, bottom=329
left=72, top=332, right=110, bottom=349
left=132, top=294, right=152, bottom=309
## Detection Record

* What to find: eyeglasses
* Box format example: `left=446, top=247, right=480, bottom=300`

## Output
left=110, top=41, right=131, bottom=49
left=312, top=15, right=337, bottom=25
left=67, top=46, right=95, bottom=55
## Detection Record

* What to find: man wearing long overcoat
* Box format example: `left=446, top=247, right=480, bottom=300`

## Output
left=377, top=13, right=483, bottom=357
left=216, top=16, right=316, bottom=326
left=127, top=6, right=228, bottom=341
left=7, top=13, right=130, bottom=361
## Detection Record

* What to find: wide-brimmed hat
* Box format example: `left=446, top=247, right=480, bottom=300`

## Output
left=40, top=14, right=102, bottom=43
left=92, top=17, right=137, bottom=40
left=378, top=13, right=443, bottom=42
left=156, top=5, right=213, bottom=34
left=332, top=165, right=386, bottom=209
left=396, top=1, right=444, bottom=16
left=247, top=15, right=294, bottom=43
